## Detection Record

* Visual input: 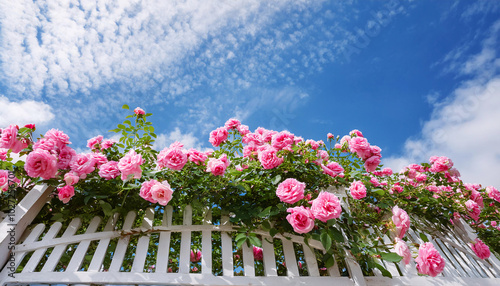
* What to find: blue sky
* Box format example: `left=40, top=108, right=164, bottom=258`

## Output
left=1, top=0, right=500, bottom=187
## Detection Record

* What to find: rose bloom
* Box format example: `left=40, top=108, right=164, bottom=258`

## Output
left=70, top=154, right=96, bottom=179
left=382, top=167, right=393, bottom=176
left=33, top=138, right=57, bottom=153
left=44, top=129, right=71, bottom=148
left=392, top=206, right=410, bottom=238
left=349, top=180, right=367, bottom=200
left=139, top=180, right=158, bottom=203
left=57, top=185, right=75, bottom=204
left=0, top=170, right=9, bottom=192
left=0, top=148, right=8, bottom=161
left=258, top=146, right=283, bottom=169
left=24, top=123, right=36, bottom=130
left=243, top=143, right=258, bottom=159
left=188, top=148, right=208, bottom=165
left=134, top=107, right=145, bottom=115
left=486, top=186, right=500, bottom=203
left=150, top=180, right=174, bottom=206
left=465, top=199, right=481, bottom=221
left=0, top=125, right=28, bottom=153
left=364, top=155, right=381, bottom=173
left=327, top=133, right=334, bottom=139
left=191, top=249, right=202, bottom=262
left=224, top=118, right=241, bottom=130
left=24, top=149, right=58, bottom=180
left=276, top=178, right=306, bottom=204
left=271, top=131, right=294, bottom=151
left=57, top=145, right=76, bottom=170
left=349, top=137, right=371, bottom=159
left=286, top=206, right=315, bottom=234
left=321, top=162, right=344, bottom=177
left=209, top=127, right=229, bottom=147
left=90, top=153, right=108, bottom=167
left=415, top=242, right=445, bottom=277
left=118, top=149, right=144, bottom=181
left=101, top=139, right=116, bottom=149
left=311, top=191, right=342, bottom=222
left=237, top=124, right=250, bottom=136
left=64, top=172, right=79, bottom=186
left=98, top=161, right=120, bottom=180
left=253, top=246, right=263, bottom=261
left=305, top=139, right=319, bottom=150
left=87, top=135, right=103, bottom=150
left=429, top=156, right=453, bottom=173
left=206, top=154, right=230, bottom=176
left=470, top=189, right=484, bottom=209
left=157, top=142, right=188, bottom=170
left=470, top=238, right=490, bottom=259
left=394, top=238, right=411, bottom=265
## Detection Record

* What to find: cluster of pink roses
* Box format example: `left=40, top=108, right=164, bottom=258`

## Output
left=336, top=130, right=381, bottom=173
left=139, top=179, right=173, bottom=206
left=0, top=124, right=32, bottom=153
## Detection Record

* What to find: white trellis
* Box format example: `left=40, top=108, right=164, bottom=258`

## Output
left=1, top=184, right=500, bottom=286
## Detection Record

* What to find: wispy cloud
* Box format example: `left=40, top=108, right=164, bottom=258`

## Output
left=0, top=96, right=54, bottom=126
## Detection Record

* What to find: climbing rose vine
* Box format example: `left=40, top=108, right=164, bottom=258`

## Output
left=1, top=104, right=499, bottom=278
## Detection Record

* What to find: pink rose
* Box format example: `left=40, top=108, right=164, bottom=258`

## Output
left=64, top=172, right=79, bottom=185
left=134, top=107, right=145, bottom=115
left=486, top=186, right=500, bottom=203
left=87, top=135, right=103, bottom=150
left=429, top=156, right=453, bottom=173
left=57, top=145, right=76, bottom=170
left=321, top=162, right=344, bottom=177
left=0, top=125, right=28, bottom=153
left=305, top=139, right=319, bottom=150
left=33, top=138, right=57, bottom=153
left=118, top=149, right=144, bottom=181
left=209, top=127, right=228, bottom=147
left=188, top=148, right=208, bottom=165
left=243, top=143, right=258, bottom=159
left=258, top=146, right=283, bottom=169
left=98, top=161, right=120, bottom=180
left=70, top=154, right=96, bottom=179
left=90, top=153, right=108, bottom=167
left=157, top=142, right=188, bottom=170
left=470, top=238, right=490, bottom=259
left=150, top=180, right=174, bottom=206
left=0, top=148, right=8, bottom=161
left=392, top=206, right=410, bottom=238
left=271, top=131, right=294, bottom=151
left=327, top=133, right=334, bottom=139
left=191, top=249, right=202, bottom=262
left=139, top=180, right=158, bottom=203
left=57, top=185, right=75, bottom=204
left=349, top=180, right=367, bottom=200
left=465, top=199, right=481, bottom=221
left=256, top=127, right=276, bottom=143
left=24, top=123, right=36, bottom=130
left=286, top=206, right=315, bottom=234
left=237, top=124, right=250, bottom=136
left=101, top=139, right=116, bottom=149
left=253, top=246, right=263, bottom=261
left=394, top=238, right=411, bottom=265
left=364, top=155, right=381, bottom=173
left=276, top=178, right=306, bottom=204
left=382, top=167, right=393, bottom=176
left=206, top=154, right=230, bottom=176
left=349, top=137, right=371, bottom=159
left=415, top=242, right=445, bottom=277
left=311, top=191, right=342, bottom=222
left=44, top=129, right=71, bottom=148
left=224, top=118, right=241, bottom=130
left=24, top=149, right=58, bottom=180
left=349, top=129, right=363, bottom=137
left=0, top=170, right=9, bottom=192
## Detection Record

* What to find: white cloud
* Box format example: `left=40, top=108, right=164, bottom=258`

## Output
left=0, top=96, right=54, bottom=127
left=153, top=127, right=202, bottom=151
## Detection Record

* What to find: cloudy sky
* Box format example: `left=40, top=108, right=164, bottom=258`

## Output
left=1, top=0, right=500, bottom=188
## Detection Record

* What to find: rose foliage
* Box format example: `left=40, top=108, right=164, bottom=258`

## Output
left=1, top=104, right=500, bottom=277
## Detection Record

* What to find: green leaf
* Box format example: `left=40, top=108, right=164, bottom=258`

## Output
left=236, top=237, right=247, bottom=248
left=51, top=213, right=63, bottom=221
left=324, top=255, right=335, bottom=268
left=419, top=232, right=429, bottom=242
left=117, top=124, right=126, bottom=130
left=330, top=227, right=345, bottom=243
left=261, top=220, right=271, bottom=231
left=248, top=235, right=262, bottom=247
left=122, top=104, right=130, bottom=110
left=258, top=206, right=272, bottom=218
left=380, top=252, right=403, bottom=263
left=271, top=175, right=282, bottom=185
left=235, top=233, right=247, bottom=242
left=372, top=262, right=392, bottom=278
left=99, top=200, right=113, bottom=216
left=269, top=228, right=279, bottom=237
left=372, top=188, right=385, bottom=196
left=320, top=231, right=332, bottom=251
left=123, top=120, right=132, bottom=126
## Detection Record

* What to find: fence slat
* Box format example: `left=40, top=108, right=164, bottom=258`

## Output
left=201, top=208, right=212, bottom=274
left=242, top=241, right=255, bottom=276
left=302, top=244, right=319, bottom=277
left=327, top=255, right=341, bottom=277
left=109, top=211, right=137, bottom=272
left=65, top=216, right=101, bottom=272
left=5, top=223, right=45, bottom=271
left=41, top=218, right=82, bottom=272
left=22, top=221, right=62, bottom=273
left=221, top=214, right=233, bottom=277
left=131, top=208, right=155, bottom=272
left=282, top=239, right=299, bottom=277
left=179, top=205, right=192, bottom=274
left=156, top=206, right=173, bottom=273
left=262, top=235, right=277, bottom=277
left=88, top=213, right=119, bottom=272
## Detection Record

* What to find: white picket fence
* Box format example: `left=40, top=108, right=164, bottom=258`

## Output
left=1, top=184, right=500, bottom=286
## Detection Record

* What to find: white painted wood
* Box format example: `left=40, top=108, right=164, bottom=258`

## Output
left=41, top=218, right=82, bottom=272
left=262, top=235, right=277, bottom=277
left=0, top=184, right=54, bottom=268
left=156, top=206, right=173, bottom=273
left=327, top=256, right=341, bottom=277
left=65, top=216, right=101, bottom=272
left=131, top=208, right=155, bottom=272
left=88, top=213, right=119, bottom=272
left=242, top=241, right=255, bottom=276
left=22, top=221, right=62, bottom=273
left=201, top=208, right=212, bottom=274
left=281, top=238, right=299, bottom=277
left=108, top=211, right=137, bottom=272
left=302, top=244, right=320, bottom=277
left=179, top=205, right=192, bottom=274
left=221, top=214, right=234, bottom=277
